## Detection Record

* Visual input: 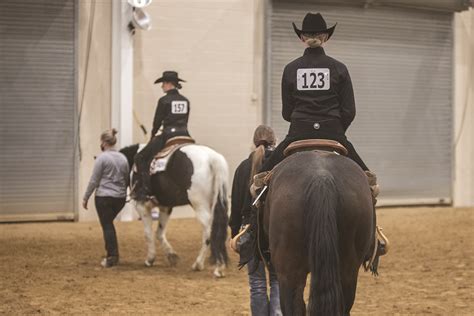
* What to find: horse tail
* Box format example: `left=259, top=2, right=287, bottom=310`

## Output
left=209, top=152, right=229, bottom=266
left=305, top=172, right=344, bottom=316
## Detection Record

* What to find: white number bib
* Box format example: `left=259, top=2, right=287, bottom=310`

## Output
left=296, top=68, right=330, bottom=91
left=171, top=101, right=188, bottom=114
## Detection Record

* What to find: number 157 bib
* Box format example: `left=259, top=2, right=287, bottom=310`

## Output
left=296, top=68, right=330, bottom=91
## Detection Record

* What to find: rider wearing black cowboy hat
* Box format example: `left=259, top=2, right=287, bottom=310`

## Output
left=257, top=12, right=379, bottom=199
left=243, top=13, right=387, bottom=268
left=133, top=71, right=191, bottom=201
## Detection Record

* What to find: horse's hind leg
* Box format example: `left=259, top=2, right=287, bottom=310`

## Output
left=191, top=205, right=211, bottom=272
left=156, top=207, right=179, bottom=266
left=135, top=201, right=156, bottom=267
left=341, top=257, right=360, bottom=315
left=278, top=277, right=306, bottom=316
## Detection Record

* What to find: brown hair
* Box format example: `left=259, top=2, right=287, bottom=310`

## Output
left=100, top=128, right=118, bottom=147
left=250, top=125, right=276, bottom=185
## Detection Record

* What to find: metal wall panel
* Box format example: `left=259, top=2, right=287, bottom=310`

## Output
left=0, top=0, right=76, bottom=221
left=268, top=2, right=453, bottom=203
left=273, top=0, right=471, bottom=13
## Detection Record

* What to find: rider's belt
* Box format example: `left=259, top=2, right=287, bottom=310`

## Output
left=289, top=118, right=344, bottom=136
left=163, top=126, right=188, bottom=134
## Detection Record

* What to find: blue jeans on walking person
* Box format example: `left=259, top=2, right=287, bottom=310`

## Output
left=248, top=259, right=282, bottom=316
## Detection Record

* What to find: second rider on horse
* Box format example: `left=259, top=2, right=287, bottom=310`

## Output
left=237, top=12, right=387, bottom=269
left=256, top=13, right=378, bottom=195
left=133, top=71, right=191, bottom=202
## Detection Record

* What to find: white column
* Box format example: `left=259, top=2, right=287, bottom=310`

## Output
left=112, top=0, right=133, bottom=148
left=453, top=9, right=474, bottom=207
left=112, top=1, right=137, bottom=221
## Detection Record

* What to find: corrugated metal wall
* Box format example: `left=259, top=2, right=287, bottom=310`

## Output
left=0, top=0, right=76, bottom=221
left=273, top=0, right=471, bottom=13
left=268, top=2, right=453, bottom=203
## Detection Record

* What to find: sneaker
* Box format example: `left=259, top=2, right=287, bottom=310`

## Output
left=101, top=256, right=119, bottom=268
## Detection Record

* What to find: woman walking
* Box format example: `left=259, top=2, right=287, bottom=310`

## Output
left=83, top=128, right=130, bottom=267
left=230, top=125, right=282, bottom=316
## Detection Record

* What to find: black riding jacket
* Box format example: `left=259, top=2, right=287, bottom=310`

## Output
left=282, top=47, right=356, bottom=132
left=151, top=89, right=190, bottom=138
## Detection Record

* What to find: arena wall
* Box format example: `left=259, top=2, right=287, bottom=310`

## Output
left=75, top=2, right=473, bottom=222
left=132, top=0, right=264, bottom=179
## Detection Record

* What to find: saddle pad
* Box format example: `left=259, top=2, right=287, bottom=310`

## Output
left=150, top=156, right=170, bottom=174
left=149, top=143, right=191, bottom=175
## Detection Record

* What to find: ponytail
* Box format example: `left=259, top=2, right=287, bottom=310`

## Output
left=249, top=144, right=266, bottom=186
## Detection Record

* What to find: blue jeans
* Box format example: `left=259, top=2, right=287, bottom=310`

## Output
left=248, top=259, right=282, bottom=316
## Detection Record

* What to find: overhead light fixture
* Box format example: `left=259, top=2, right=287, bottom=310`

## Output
left=132, top=7, right=152, bottom=31
left=127, top=0, right=152, bottom=8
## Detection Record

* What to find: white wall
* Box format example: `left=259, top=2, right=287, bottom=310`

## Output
left=132, top=0, right=264, bottom=180
left=453, top=8, right=474, bottom=207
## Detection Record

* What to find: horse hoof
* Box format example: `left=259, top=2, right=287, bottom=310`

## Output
left=167, top=253, right=180, bottom=267
left=213, top=269, right=225, bottom=278
left=144, top=259, right=155, bottom=267
left=192, top=261, right=204, bottom=271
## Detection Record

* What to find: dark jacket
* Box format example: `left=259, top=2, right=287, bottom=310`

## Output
left=229, top=149, right=273, bottom=238
left=281, top=47, right=356, bottom=132
left=151, top=89, right=190, bottom=138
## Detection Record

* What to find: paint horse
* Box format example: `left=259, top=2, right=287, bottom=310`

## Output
left=262, top=140, right=376, bottom=315
left=120, top=142, right=229, bottom=277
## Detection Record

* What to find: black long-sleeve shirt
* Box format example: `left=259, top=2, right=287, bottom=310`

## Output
left=229, top=149, right=273, bottom=238
left=229, top=155, right=252, bottom=238
left=281, top=47, right=356, bottom=131
left=151, top=89, right=190, bottom=138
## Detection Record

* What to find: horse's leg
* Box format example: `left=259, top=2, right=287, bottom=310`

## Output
left=156, top=207, right=179, bottom=266
left=270, top=215, right=308, bottom=314
left=277, top=275, right=307, bottom=316
left=191, top=205, right=211, bottom=272
left=340, top=251, right=362, bottom=316
left=135, top=201, right=156, bottom=267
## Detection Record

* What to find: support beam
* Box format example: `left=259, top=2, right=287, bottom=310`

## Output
left=112, top=1, right=137, bottom=221
left=112, top=0, right=133, bottom=148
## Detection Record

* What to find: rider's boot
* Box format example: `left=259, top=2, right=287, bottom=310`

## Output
left=132, top=155, right=156, bottom=203
left=364, top=171, right=389, bottom=275
left=365, top=170, right=380, bottom=205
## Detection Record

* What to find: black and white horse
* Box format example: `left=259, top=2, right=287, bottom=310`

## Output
left=120, top=144, right=229, bottom=277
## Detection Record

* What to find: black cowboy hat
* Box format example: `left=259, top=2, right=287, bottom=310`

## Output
left=292, top=13, right=337, bottom=40
left=154, top=71, right=186, bottom=89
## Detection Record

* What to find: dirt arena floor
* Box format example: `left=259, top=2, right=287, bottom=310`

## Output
left=1, top=207, right=472, bottom=315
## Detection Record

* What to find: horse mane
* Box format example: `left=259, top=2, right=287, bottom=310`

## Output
left=119, top=143, right=140, bottom=169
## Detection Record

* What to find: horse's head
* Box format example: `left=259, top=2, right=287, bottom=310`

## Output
left=119, top=144, right=141, bottom=170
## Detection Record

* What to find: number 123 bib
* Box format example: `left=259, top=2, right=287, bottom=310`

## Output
left=296, top=68, right=330, bottom=91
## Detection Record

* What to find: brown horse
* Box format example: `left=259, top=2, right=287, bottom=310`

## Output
left=263, top=150, right=375, bottom=315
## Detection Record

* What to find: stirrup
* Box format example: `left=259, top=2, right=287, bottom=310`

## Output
left=364, top=226, right=390, bottom=275
left=376, top=226, right=389, bottom=256
left=230, top=224, right=250, bottom=253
